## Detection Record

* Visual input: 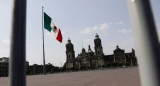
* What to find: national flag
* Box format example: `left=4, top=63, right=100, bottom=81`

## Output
left=44, top=12, right=62, bottom=43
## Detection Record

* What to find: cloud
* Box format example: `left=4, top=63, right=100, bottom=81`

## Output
left=118, top=28, right=132, bottom=34
left=82, top=38, right=94, bottom=50
left=83, top=38, right=92, bottom=44
left=93, top=23, right=109, bottom=31
left=109, top=22, right=113, bottom=25
left=104, top=37, right=135, bottom=54
left=2, top=39, right=10, bottom=44
left=80, top=27, right=92, bottom=34
left=106, top=41, right=117, bottom=47
left=117, top=21, right=124, bottom=25
left=92, top=25, right=98, bottom=31
left=80, top=23, right=109, bottom=34
left=121, top=37, right=134, bottom=47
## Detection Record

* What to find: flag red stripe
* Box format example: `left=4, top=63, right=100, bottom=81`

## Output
left=56, top=29, right=62, bottom=43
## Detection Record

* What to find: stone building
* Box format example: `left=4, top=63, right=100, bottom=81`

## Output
left=0, top=57, right=9, bottom=77
left=0, top=57, right=29, bottom=77
left=104, top=46, right=137, bottom=67
left=29, top=64, right=43, bottom=75
left=28, top=63, right=60, bottom=75
left=65, top=34, right=137, bottom=70
left=65, top=38, right=75, bottom=69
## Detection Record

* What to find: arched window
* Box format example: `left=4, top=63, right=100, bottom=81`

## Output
left=68, top=55, right=70, bottom=59
left=98, top=51, right=100, bottom=54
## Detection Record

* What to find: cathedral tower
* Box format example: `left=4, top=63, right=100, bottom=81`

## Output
left=66, top=38, right=75, bottom=62
left=94, top=33, right=103, bottom=58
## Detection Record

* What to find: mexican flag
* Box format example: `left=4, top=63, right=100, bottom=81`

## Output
left=44, top=12, right=62, bottom=43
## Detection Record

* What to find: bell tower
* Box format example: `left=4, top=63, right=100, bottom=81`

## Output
left=94, top=33, right=103, bottom=58
left=66, top=38, right=75, bottom=62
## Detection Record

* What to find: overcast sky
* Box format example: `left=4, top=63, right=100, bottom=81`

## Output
left=0, top=0, right=160, bottom=67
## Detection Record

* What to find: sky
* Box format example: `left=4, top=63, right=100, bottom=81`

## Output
left=0, top=0, right=160, bottom=67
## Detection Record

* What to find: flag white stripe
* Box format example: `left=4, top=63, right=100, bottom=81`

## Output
left=50, top=20, right=59, bottom=37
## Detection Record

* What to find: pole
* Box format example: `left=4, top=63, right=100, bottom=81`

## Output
left=9, top=0, right=27, bottom=86
left=42, top=6, right=46, bottom=75
left=127, top=0, right=160, bottom=86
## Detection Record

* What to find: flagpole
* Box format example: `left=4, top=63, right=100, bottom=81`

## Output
left=10, top=0, right=26, bottom=86
left=42, top=6, right=46, bottom=75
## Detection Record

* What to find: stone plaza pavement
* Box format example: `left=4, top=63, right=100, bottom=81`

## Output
left=0, top=67, right=141, bottom=86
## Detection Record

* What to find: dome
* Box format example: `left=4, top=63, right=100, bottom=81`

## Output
left=114, top=45, right=124, bottom=52
left=88, top=49, right=92, bottom=53
left=66, top=38, right=72, bottom=45
left=88, top=45, right=93, bottom=53
left=95, top=33, right=99, bottom=39
left=82, top=48, right=85, bottom=52
left=82, top=48, right=86, bottom=54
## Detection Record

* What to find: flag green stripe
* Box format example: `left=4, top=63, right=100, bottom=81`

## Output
left=44, top=12, right=52, bottom=32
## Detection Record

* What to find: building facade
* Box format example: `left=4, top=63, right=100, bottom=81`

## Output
left=0, top=57, right=9, bottom=77
left=0, top=57, right=29, bottom=77
left=65, top=38, right=75, bottom=69
left=65, top=34, right=137, bottom=70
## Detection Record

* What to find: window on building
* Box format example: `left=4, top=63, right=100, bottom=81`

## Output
left=98, top=51, right=100, bottom=54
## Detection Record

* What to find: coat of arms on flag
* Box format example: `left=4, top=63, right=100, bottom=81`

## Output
left=44, top=12, right=62, bottom=43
